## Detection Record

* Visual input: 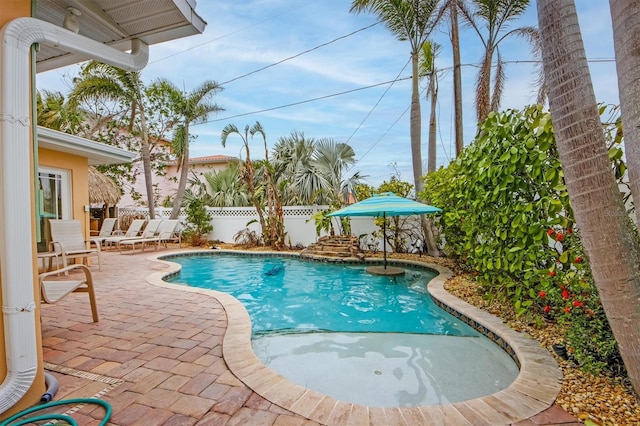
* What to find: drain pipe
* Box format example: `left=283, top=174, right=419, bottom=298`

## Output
left=0, top=17, right=148, bottom=414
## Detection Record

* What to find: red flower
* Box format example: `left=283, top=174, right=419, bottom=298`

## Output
left=573, top=300, right=584, bottom=307
left=556, top=232, right=565, bottom=242
left=538, top=291, right=546, bottom=298
left=547, top=228, right=555, bottom=236
left=548, top=270, right=556, bottom=277
left=567, top=228, right=574, bottom=234
left=562, top=289, right=570, bottom=299
left=574, top=256, right=583, bottom=264
left=564, top=306, right=571, bottom=313
left=544, top=305, right=551, bottom=313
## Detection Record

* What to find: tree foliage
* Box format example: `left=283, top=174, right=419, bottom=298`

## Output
left=421, top=104, right=629, bottom=374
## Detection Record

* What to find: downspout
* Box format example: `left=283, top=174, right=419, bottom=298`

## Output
left=0, top=17, right=148, bottom=414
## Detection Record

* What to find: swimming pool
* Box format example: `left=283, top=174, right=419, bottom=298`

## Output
left=165, top=252, right=519, bottom=406
left=166, top=253, right=478, bottom=336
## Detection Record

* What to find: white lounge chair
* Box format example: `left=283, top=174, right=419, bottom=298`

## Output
left=119, top=220, right=180, bottom=253
left=102, top=219, right=146, bottom=248
left=49, top=219, right=101, bottom=271
left=90, top=218, right=117, bottom=245
left=39, top=264, right=99, bottom=322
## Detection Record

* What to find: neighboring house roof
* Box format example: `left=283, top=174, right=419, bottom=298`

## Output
left=167, top=154, right=240, bottom=166
left=34, top=0, right=207, bottom=72
left=37, top=126, right=136, bottom=165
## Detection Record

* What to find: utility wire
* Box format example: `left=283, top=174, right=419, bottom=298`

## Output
left=201, top=76, right=411, bottom=123
left=219, top=22, right=380, bottom=86
left=344, top=58, right=411, bottom=146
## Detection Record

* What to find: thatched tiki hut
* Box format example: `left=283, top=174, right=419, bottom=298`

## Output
left=88, top=166, right=121, bottom=219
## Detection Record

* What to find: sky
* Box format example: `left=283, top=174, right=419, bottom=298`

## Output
left=36, top=0, right=618, bottom=188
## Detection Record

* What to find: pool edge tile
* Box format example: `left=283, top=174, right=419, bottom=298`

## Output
left=147, top=250, right=563, bottom=426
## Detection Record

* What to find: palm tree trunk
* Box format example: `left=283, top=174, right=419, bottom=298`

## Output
left=410, top=51, right=423, bottom=194
left=538, top=0, right=640, bottom=396
left=170, top=122, right=191, bottom=220
left=451, top=0, right=464, bottom=156
left=138, top=106, right=155, bottom=219
left=170, top=143, right=190, bottom=220
left=609, top=0, right=640, bottom=226
left=427, top=78, right=437, bottom=174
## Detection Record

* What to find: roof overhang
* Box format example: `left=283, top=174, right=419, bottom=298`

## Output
left=37, top=126, right=136, bottom=165
left=34, top=0, right=207, bottom=72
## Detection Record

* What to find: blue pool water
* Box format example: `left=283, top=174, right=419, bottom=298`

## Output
left=166, top=253, right=479, bottom=337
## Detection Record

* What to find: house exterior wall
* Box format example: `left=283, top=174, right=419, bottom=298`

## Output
left=39, top=148, right=91, bottom=228
left=0, top=0, right=46, bottom=419
left=119, top=159, right=232, bottom=208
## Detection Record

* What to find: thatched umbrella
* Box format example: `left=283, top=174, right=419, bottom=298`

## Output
left=88, top=166, right=121, bottom=217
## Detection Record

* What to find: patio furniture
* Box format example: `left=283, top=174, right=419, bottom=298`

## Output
left=49, top=219, right=102, bottom=271
left=90, top=218, right=118, bottom=244
left=102, top=218, right=146, bottom=248
left=119, top=220, right=180, bottom=253
left=39, top=264, right=98, bottom=322
left=37, top=251, right=61, bottom=272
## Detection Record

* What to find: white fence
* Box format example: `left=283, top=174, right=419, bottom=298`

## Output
left=118, top=206, right=383, bottom=248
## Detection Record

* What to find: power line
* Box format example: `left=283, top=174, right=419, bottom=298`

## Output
left=344, top=58, right=411, bottom=146
left=201, top=76, right=411, bottom=124
left=220, top=22, right=380, bottom=86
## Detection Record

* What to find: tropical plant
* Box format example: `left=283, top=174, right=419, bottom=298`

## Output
left=221, top=122, right=286, bottom=248
left=148, top=79, right=224, bottom=220
left=457, top=0, right=543, bottom=124
left=350, top=0, right=444, bottom=195
left=186, top=163, right=250, bottom=207
left=538, top=0, right=640, bottom=395
left=36, top=90, right=84, bottom=133
left=69, top=61, right=158, bottom=218
left=272, top=132, right=362, bottom=206
left=182, top=198, right=213, bottom=246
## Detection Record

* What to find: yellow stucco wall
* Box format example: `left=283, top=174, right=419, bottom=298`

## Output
left=39, top=148, right=92, bottom=230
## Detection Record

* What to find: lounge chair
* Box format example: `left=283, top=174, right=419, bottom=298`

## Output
left=49, top=219, right=101, bottom=271
left=39, top=264, right=98, bottom=322
left=119, top=219, right=180, bottom=253
left=102, top=218, right=146, bottom=248
left=90, top=218, right=118, bottom=244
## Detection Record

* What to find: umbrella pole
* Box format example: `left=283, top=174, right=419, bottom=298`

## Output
left=383, top=212, right=387, bottom=269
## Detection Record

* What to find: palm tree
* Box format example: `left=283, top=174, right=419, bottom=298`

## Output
left=185, top=163, right=250, bottom=207
left=36, top=90, right=84, bottom=133
left=458, top=0, right=541, bottom=124
left=449, top=0, right=464, bottom=156
left=69, top=61, right=157, bottom=218
left=221, top=122, right=270, bottom=244
left=350, top=0, right=444, bottom=194
left=418, top=40, right=440, bottom=173
left=150, top=79, right=224, bottom=220
left=537, top=0, right=640, bottom=396
left=609, top=0, right=640, bottom=227
left=272, top=133, right=361, bottom=206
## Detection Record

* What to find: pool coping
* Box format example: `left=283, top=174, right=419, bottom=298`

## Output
left=146, top=250, right=562, bottom=425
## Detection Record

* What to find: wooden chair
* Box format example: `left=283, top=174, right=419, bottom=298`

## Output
left=39, top=264, right=99, bottom=322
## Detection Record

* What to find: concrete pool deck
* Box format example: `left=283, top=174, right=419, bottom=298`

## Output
left=37, top=248, right=581, bottom=425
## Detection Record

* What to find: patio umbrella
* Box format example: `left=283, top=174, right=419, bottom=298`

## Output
left=328, top=192, right=442, bottom=274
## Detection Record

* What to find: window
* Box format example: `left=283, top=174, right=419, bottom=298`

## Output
left=38, top=167, right=71, bottom=252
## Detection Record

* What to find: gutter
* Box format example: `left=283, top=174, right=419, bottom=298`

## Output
left=0, top=17, right=148, bottom=414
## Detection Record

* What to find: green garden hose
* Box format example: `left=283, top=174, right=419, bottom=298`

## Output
left=0, top=398, right=111, bottom=426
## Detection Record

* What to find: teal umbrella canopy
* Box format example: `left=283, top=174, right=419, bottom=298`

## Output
left=327, top=192, right=442, bottom=217
left=327, top=192, right=441, bottom=272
